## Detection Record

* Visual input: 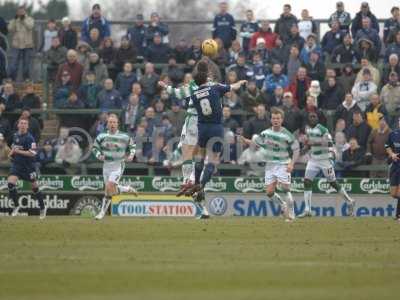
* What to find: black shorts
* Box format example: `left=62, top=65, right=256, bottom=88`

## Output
left=198, top=123, right=224, bottom=153
left=389, top=164, right=400, bottom=187
left=10, top=164, right=37, bottom=182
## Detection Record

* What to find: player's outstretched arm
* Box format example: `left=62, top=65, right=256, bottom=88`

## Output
left=230, top=80, right=247, bottom=91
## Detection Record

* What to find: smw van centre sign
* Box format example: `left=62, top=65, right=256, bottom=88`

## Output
left=0, top=176, right=395, bottom=217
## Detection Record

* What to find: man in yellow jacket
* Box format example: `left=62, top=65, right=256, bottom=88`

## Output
left=8, top=5, right=35, bottom=81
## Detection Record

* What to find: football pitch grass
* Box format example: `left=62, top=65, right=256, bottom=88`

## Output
left=0, top=217, right=399, bottom=300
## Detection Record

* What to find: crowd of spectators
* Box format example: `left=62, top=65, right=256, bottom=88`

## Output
left=0, top=1, right=400, bottom=177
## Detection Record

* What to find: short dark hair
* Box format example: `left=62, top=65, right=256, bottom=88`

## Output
left=284, top=4, right=291, bottom=9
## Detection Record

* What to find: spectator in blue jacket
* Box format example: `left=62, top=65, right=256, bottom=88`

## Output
left=264, top=63, right=289, bottom=94
left=97, top=79, right=122, bottom=109
left=247, top=51, right=268, bottom=89
left=354, top=17, right=381, bottom=54
left=240, top=9, right=259, bottom=55
left=145, top=12, right=169, bottom=46
left=36, top=140, right=55, bottom=172
left=321, top=20, right=345, bottom=55
left=127, top=14, right=147, bottom=57
left=212, top=1, right=237, bottom=49
left=300, top=34, right=321, bottom=64
left=115, top=62, right=137, bottom=101
left=351, top=2, right=380, bottom=38
left=81, top=4, right=110, bottom=43
left=54, top=71, right=74, bottom=108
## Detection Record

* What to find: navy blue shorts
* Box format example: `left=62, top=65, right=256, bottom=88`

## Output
left=389, top=164, right=400, bottom=187
left=198, top=123, right=224, bottom=153
left=10, top=164, right=37, bottom=182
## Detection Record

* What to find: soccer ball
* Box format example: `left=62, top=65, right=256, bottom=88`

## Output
left=202, top=39, right=218, bottom=57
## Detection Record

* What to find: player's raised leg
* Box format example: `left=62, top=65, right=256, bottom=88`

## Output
left=8, top=175, right=20, bottom=217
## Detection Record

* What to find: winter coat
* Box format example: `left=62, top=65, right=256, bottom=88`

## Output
left=8, top=15, right=34, bottom=49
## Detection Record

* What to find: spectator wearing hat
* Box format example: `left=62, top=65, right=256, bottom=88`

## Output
left=274, top=4, right=298, bottom=43
left=212, top=2, right=237, bottom=50
left=331, top=33, right=357, bottom=64
left=115, top=36, right=137, bottom=74
left=36, top=139, right=55, bottom=173
left=251, top=39, right=271, bottom=65
left=58, top=17, right=78, bottom=50
left=264, top=63, right=289, bottom=94
left=352, top=68, right=377, bottom=112
left=250, top=20, right=277, bottom=51
left=356, top=38, right=378, bottom=63
left=365, top=94, right=387, bottom=130
left=384, top=7, right=400, bottom=45
left=56, top=49, right=83, bottom=90
left=304, top=50, right=325, bottom=82
left=81, top=3, right=110, bottom=43
left=329, top=2, right=352, bottom=32
left=380, top=71, right=400, bottom=128
left=127, top=14, right=147, bottom=57
left=298, top=9, right=317, bottom=41
left=354, top=17, right=381, bottom=55
left=115, top=62, right=137, bottom=101
left=146, top=12, right=169, bottom=46
left=240, top=9, right=259, bottom=54
left=351, top=2, right=380, bottom=38
left=97, top=79, right=122, bottom=110
left=366, top=116, right=392, bottom=176
left=82, top=52, right=109, bottom=85
left=355, top=58, right=380, bottom=87
left=279, top=92, right=302, bottom=133
left=44, top=36, right=68, bottom=81
left=335, top=93, right=361, bottom=127
left=7, top=5, right=35, bottom=81
left=299, top=34, right=321, bottom=64
left=76, top=41, right=92, bottom=66
left=321, top=20, right=345, bottom=56
left=382, top=54, right=400, bottom=86
left=145, top=33, right=171, bottom=64
left=345, top=110, right=371, bottom=150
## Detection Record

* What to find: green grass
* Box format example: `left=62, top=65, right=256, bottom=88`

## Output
left=0, top=217, right=399, bottom=300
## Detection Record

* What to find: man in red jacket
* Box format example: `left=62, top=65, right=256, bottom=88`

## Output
left=250, top=20, right=277, bottom=51
left=56, top=49, right=83, bottom=90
